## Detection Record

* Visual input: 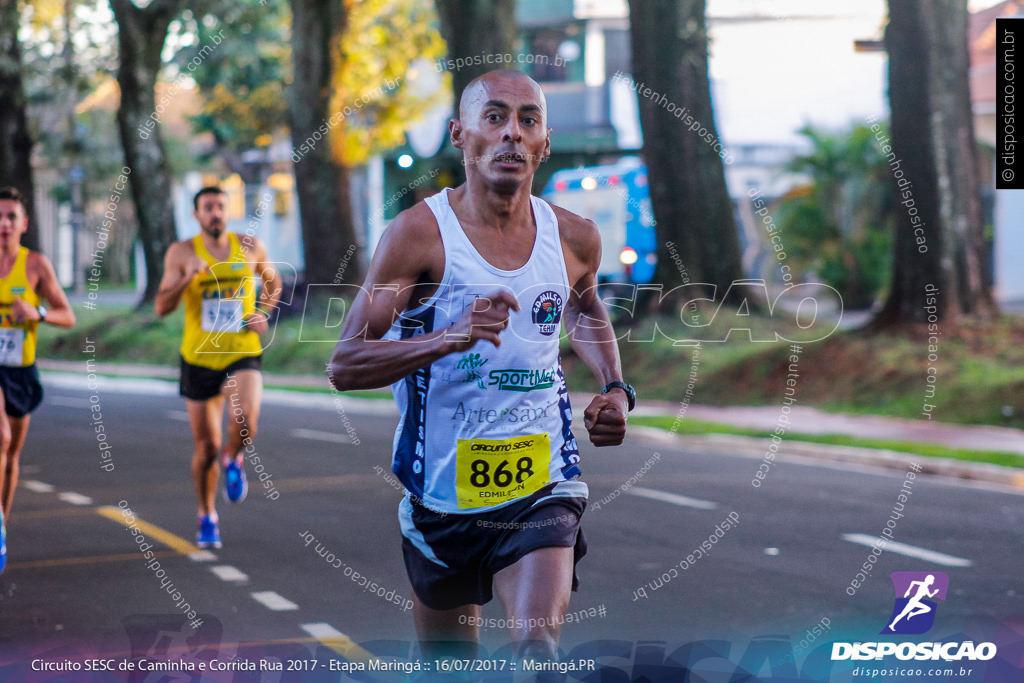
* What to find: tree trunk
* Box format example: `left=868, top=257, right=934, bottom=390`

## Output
left=109, top=0, right=186, bottom=305
left=288, top=0, right=360, bottom=289
left=626, top=0, right=743, bottom=298
left=0, top=0, right=39, bottom=250
left=873, top=0, right=995, bottom=328
left=435, top=0, right=517, bottom=108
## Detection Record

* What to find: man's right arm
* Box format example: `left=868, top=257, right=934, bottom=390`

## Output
left=154, top=243, right=201, bottom=317
left=328, top=207, right=518, bottom=391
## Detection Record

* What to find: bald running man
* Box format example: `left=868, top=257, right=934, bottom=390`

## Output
left=330, top=70, right=634, bottom=660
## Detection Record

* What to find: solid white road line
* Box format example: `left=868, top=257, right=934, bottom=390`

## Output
left=291, top=428, right=353, bottom=444
left=58, top=492, right=93, bottom=505
left=841, top=533, right=973, bottom=567
left=251, top=591, right=299, bottom=611
left=627, top=486, right=718, bottom=510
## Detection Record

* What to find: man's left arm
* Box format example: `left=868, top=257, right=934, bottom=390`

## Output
left=16, top=253, right=75, bottom=327
left=247, top=239, right=282, bottom=334
left=560, top=212, right=628, bottom=447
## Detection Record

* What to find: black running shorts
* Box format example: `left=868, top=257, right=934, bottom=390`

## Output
left=400, top=481, right=588, bottom=610
left=0, top=364, right=43, bottom=418
left=179, top=355, right=262, bottom=401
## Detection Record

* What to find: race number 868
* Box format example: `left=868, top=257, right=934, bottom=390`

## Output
left=456, top=433, right=550, bottom=508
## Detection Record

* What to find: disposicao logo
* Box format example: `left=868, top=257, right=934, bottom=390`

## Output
left=882, top=571, right=947, bottom=635
left=831, top=571, right=997, bottom=663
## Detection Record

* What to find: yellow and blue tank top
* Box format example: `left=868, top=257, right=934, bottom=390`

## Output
left=0, top=247, right=41, bottom=367
left=181, top=233, right=261, bottom=370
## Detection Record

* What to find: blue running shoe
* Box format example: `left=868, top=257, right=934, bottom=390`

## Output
left=0, top=510, right=6, bottom=574
left=224, top=459, right=248, bottom=503
left=196, top=515, right=221, bottom=549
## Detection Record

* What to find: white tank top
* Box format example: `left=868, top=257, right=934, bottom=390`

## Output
left=387, top=188, right=585, bottom=514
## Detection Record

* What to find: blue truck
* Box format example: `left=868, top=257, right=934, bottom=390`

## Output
left=541, top=157, right=657, bottom=284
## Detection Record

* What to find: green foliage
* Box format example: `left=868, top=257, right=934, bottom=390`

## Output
left=331, top=0, right=450, bottom=165
left=776, top=123, right=895, bottom=309
left=169, top=0, right=291, bottom=158
left=19, top=1, right=125, bottom=200
left=172, top=0, right=449, bottom=167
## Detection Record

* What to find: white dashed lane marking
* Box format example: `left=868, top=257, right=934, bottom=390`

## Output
left=251, top=591, right=299, bottom=611
left=58, top=492, right=93, bottom=505
left=210, top=565, right=249, bottom=582
left=46, top=396, right=91, bottom=409
left=842, top=533, right=973, bottom=567
left=627, top=486, right=718, bottom=510
left=301, top=623, right=347, bottom=639
left=290, top=428, right=353, bottom=444
left=300, top=624, right=379, bottom=665
left=189, top=551, right=218, bottom=562
left=22, top=480, right=55, bottom=493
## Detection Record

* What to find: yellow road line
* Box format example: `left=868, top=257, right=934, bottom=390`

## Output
left=315, top=636, right=405, bottom=683
left=15, top=550, right=179, bottom=570
left=317, top=635, right=377, bottom=662
left=96, top=506, right=201, bottom=555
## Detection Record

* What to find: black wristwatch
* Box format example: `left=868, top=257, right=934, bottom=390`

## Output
left=37, top=305, right=48, bottom=322
left=603, top=381, right=636, bottom=411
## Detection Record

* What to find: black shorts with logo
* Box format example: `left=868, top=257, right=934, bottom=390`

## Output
left=400, top=481, right=588, bottom=610
left=0, top=364, right=43, bottom=418
left=179, top=355, right=262, bottom=401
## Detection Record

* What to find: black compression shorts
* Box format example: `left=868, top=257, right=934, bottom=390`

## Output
left=0, top=364, right=43, bottom=418
left=400, top=481, right=588, bottom=610
left=179, top=355, right=262, bottom=401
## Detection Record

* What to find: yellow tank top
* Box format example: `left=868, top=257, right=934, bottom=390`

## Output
left=0, top=247, right=41, bottom=367
left=181, top=233, right=261, bottom=370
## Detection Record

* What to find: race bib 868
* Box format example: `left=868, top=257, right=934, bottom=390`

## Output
left=455, top=433, right=550, bottom=509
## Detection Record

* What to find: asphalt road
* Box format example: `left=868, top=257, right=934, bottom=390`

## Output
left=0, top=373, right=1022, bottom=682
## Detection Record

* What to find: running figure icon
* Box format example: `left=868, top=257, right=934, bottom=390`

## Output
left=888, top=574, right=939, bottom=631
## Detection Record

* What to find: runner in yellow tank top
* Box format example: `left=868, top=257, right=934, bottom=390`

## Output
left=0, top=247, right=41, bottom=367
left=155, top=186, right=282, bottom=548
left=180, top=231, right=263, bottom=369
left=0, top=187, right=77, bottom=575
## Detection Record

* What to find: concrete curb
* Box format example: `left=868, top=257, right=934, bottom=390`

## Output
left=38, top=359, right=361, bottom=392
left=629, top=426, right=1024, bottom=490
left=39, top=360, right=1024, bottom=489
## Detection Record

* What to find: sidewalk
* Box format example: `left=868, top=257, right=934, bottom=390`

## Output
left=633, top=402, right=1024, bottom=456
left=628, top=402, right=1024, bottom=490
left=41, top=359, right=1024, bottom=489
left=41, top=358, right=330, bottom=390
